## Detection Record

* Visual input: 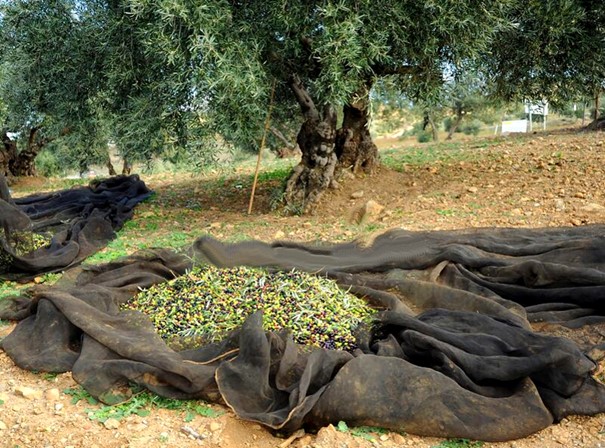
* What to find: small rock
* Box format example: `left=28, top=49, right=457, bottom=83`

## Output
left=466, top=186, right=478, bottom=193
left=391, top=433, right=406, bottom=445
left=45, top=388, right=60, bottom=401
left=352, top=200, right=385, bottom=225
left=209, top=421, right=221, bottom=432
left=350, top=190, right=364, bottom=199
left=130, top=423, right=148, bottom=432
left=580, top=203, right=605, bottom=213
left=14, top=386, right=42, bottom=400
left=554, top=199, right=566, bottom=212
left=379, top=434, right=389, bottom=441
left=209, top=222, right=221, bottom=229
left=103, top=418, right=121, bottom=430
left=54, top=403, right=64, bottom=411
left=274, top=230, right=285, bottom=239
left=0, top=420, right=7, bottom=430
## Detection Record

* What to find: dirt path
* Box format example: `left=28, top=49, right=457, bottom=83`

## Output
left=1, top=129, right=605, bottom=448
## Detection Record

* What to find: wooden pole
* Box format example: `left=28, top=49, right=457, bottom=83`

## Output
left=248, top=80, right=276, bottom=215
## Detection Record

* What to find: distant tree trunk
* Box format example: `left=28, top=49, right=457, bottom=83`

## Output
left=284, top=75, right=338, bottom=214
left=423, top=111, right=439, bottom=142
left=446, top=104, right=463, bottom=140
left=11, top=127, right=44, bottom=176
left=122, top=158, right=132, bottom=175
left=586, top=89, right=604, bottom=130
left=335, top=90, right=378, bottom=174
left=106, top=158, right=117, bottom=176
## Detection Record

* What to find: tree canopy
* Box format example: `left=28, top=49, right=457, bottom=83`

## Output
left=0, top=0, right=602, bottom=182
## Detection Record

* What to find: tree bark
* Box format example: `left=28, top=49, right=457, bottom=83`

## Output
left=11, top=127, right=43, bottom=177
left=122, top=158, right=132, bottom=175
left=106, top=158, right=117, bottom=176
left=446, top=105, right=463, bottom=140
left=335, top=97, right=378, bottom=175
left=284, top=75, right=338, bottom=214
left=423, top=111, right=439, bottom=142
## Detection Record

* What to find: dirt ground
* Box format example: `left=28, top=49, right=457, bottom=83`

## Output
left=1, top=129, right=605, bottom=448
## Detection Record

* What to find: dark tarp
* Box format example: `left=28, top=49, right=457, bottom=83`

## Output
left=0, top=175, right=152, bottom=280
left=2, top=225, right=605, bottom=441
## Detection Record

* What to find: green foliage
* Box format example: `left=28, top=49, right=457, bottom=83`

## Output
left=1, top=0, right=519, bottom=173
left=64, top=386, right=220, bottom=423
left=125, top=265, right=375, bottom=350
left=336, top=421, right=390, bottom=442
left=0, top=281, right=24, bottom=300
left=486, top=1, right=605, bottom=105
left=417, top=131, right=433, bottom=143
left=63, top=386, right=99, bottom=406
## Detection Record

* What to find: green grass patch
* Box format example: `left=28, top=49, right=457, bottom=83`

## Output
left=0, top=281, right=24, bottom=300
left=64, top=386, right=220, bottom=423
left=336, top=421, right=392, bottom=442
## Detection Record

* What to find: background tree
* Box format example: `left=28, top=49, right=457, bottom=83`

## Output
left=486, top=0, right=605, bottom=127
left=0, top=0, right=110, bottom=177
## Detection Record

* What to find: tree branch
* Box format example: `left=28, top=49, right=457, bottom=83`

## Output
left=269, top=126, right=296, bottom=150
left=288, top=74, right=319, bottom=121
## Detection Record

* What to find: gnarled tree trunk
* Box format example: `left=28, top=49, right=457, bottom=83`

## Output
left=11, top=127, right=44, bottom=177
left=284, top=75, right=338, bottom=214
left=335, top=96, right=378, bottom=174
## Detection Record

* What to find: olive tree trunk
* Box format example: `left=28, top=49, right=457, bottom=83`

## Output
left=10, top=127, right=45, bottom=177
left=335, top=98, right=378, bottom=174
left=284, top=75, right=338, bottom=214
left=446, top=104, right=464, bottom=140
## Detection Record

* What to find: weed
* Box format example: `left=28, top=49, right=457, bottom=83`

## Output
left=43, top=372, right=59, bottom=382
left=63, top=386, right=99, bottom=405
left=336, top=421, right=391, bottom=442
left=436, top=208, right=456, bottom=217
left=0, top=281, right=24, bottom=299
left=63, top=385, right=223, bottom=424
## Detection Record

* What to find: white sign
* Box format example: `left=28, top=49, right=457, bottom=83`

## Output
left=501, top=119, right=528, bottom=133
left=524, top=101, right=549, bottom=116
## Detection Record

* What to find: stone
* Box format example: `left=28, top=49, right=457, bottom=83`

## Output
left=209, top=421, right=221, bottom=432
left=44, top=388, right=60, bottom=401
left=580, top=203, right=605, bottom=213
left=466, top=186, right=478, bottom=193
left=14, top=386, right=42, bottom=400
left=274, top=230, right=285, bottom=239
left=350, top=190, right=364, bottom=199
left=352, top=200, right=385, bottom=225
left=0, top=420, right=7, bottom=430
left=554, top=199, right=566, bottom=212
left=103, top=418, right=120, bottom=430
